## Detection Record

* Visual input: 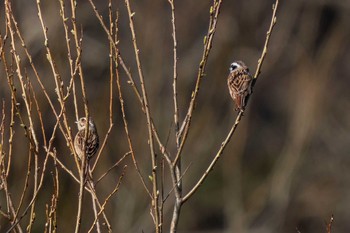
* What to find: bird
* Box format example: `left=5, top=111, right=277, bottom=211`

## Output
left=74, top=117, right=99, bottom=161
left=227, top=61, right=253, bottom=111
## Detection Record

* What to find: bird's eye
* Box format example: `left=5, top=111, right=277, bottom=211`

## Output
left=229, top=64, right=238, bottom=72
left=231, top=65, right=237, bottom=70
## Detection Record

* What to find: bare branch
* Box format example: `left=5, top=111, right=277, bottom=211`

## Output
left=174, top=0, right=223, bottom=166
left=182, top=0, right=279, bottom=205
left=124, top=1, right=160, bottom=231
left=168, top=0, right=180, bottom=142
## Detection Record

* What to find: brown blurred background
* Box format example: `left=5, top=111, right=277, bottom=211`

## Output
left=1, top=0, right=350, bottom=232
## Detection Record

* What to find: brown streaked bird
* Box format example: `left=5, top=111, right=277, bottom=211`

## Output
left=227, top=61, right=253, bottom=111
left=74, top=117, right=99, bottom=161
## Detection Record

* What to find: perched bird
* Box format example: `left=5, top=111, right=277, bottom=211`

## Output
left=227, top=61, right=253, bottom=111
left=74, top=117, right=99, bottom=161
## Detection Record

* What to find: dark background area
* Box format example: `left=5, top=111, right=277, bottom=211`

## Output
left=1, top=0, right=350, bottom=232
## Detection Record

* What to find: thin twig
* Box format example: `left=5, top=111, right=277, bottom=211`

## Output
left=182, top=112, right=243, bottom=202
left=88, top=0, right=154, bottom=199
left=117, top=55, right=172, bottom=163
left=95, top=151, right=131, bottom=184
left=66, top=0, right=91, bottom=230
left=108, top=0, right=114, bottom=127
left=253, top=0, right=279, bottom=80
left=87, top=176, right=102, bottom=233
left=167, top=1, right=184, bottom=231
left=9, top=0, right=79, bottom=171
left=182, top=0, right=279, bottom=204
left=163, top=162, right=192, bottom=203
left=58, top=0, right=80, bottom=121
left=91, top=124, right=113, bottom=171
left=326, top=215, right=334, bottom=233
left=1, top=52, right=24, bottom=233
left=174, top=0, right=223, bottom=166
left=87, top=165, right=127, bottom=233
left=123, top=2, right=160, bottom=231
left=0, top=100, right=5, bottom=166
left=87, top=0, right=173, bottom=173
left=91, top=0, right=115, bottom=172
left=168, top=0, right=179, bottom=142
left=115, top=60, right=152, bottom=198
left=5, top=108, right=63, bottom=232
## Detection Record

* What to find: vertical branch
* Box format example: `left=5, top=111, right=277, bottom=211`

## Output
left=58, top=0, right=79, bottom=121
left=0, top=99, right=23, bottom=232
left=0, top=30, right=22, bottom=232
left=5, top=2, right=40, bottom=231
left=1, top=36, right=30, bottom=233
left=167, top=1, right=183, bottom=232
left=108, top=0, right=114, bottom=127
left=0, top=100, right=5, bottom=167
left=87, top=0, right=170, bottom=203
left=9, top=0, right=79, bottom=172
left=69, top=0, right=89, bottom=120
left=36, top=0, right=69, bottom=133
left=87, top=2, right=117, bottom=232
left=87, top=166, right=127, bottom=233
left=30, top=82, right=47, bottom=149
left=114, top=46, right=152, bottom=199
left=7, top=93, right=14, bottom=176
left=124, top=0, right=160, bottom=231
left=87, top=179, right=102, bottom=233
left=52, top=150, right=59, bottom=233
left=6, top=0, right=40, bottom=179
left=25, top=77, right=39, bottom=233
left=14, top=148, right=33, bottom=227
left=76, top=155, right=86, bottom=233
left=68, top=0, right=90, bottom=231
left=174, top=0, right=223, bottom=166
left=83, top=176, right=113, bottom=232
left=45, top=150, right=59, bottom=233
left=36, top=0, right=83, bottom=182
left=0, top=34, right=14, bottom=179
left=168, top=0, right=179, bottom=141
left=91, top=0, right=115, bottom=171
left=5, top=110, right=63, bottom=232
